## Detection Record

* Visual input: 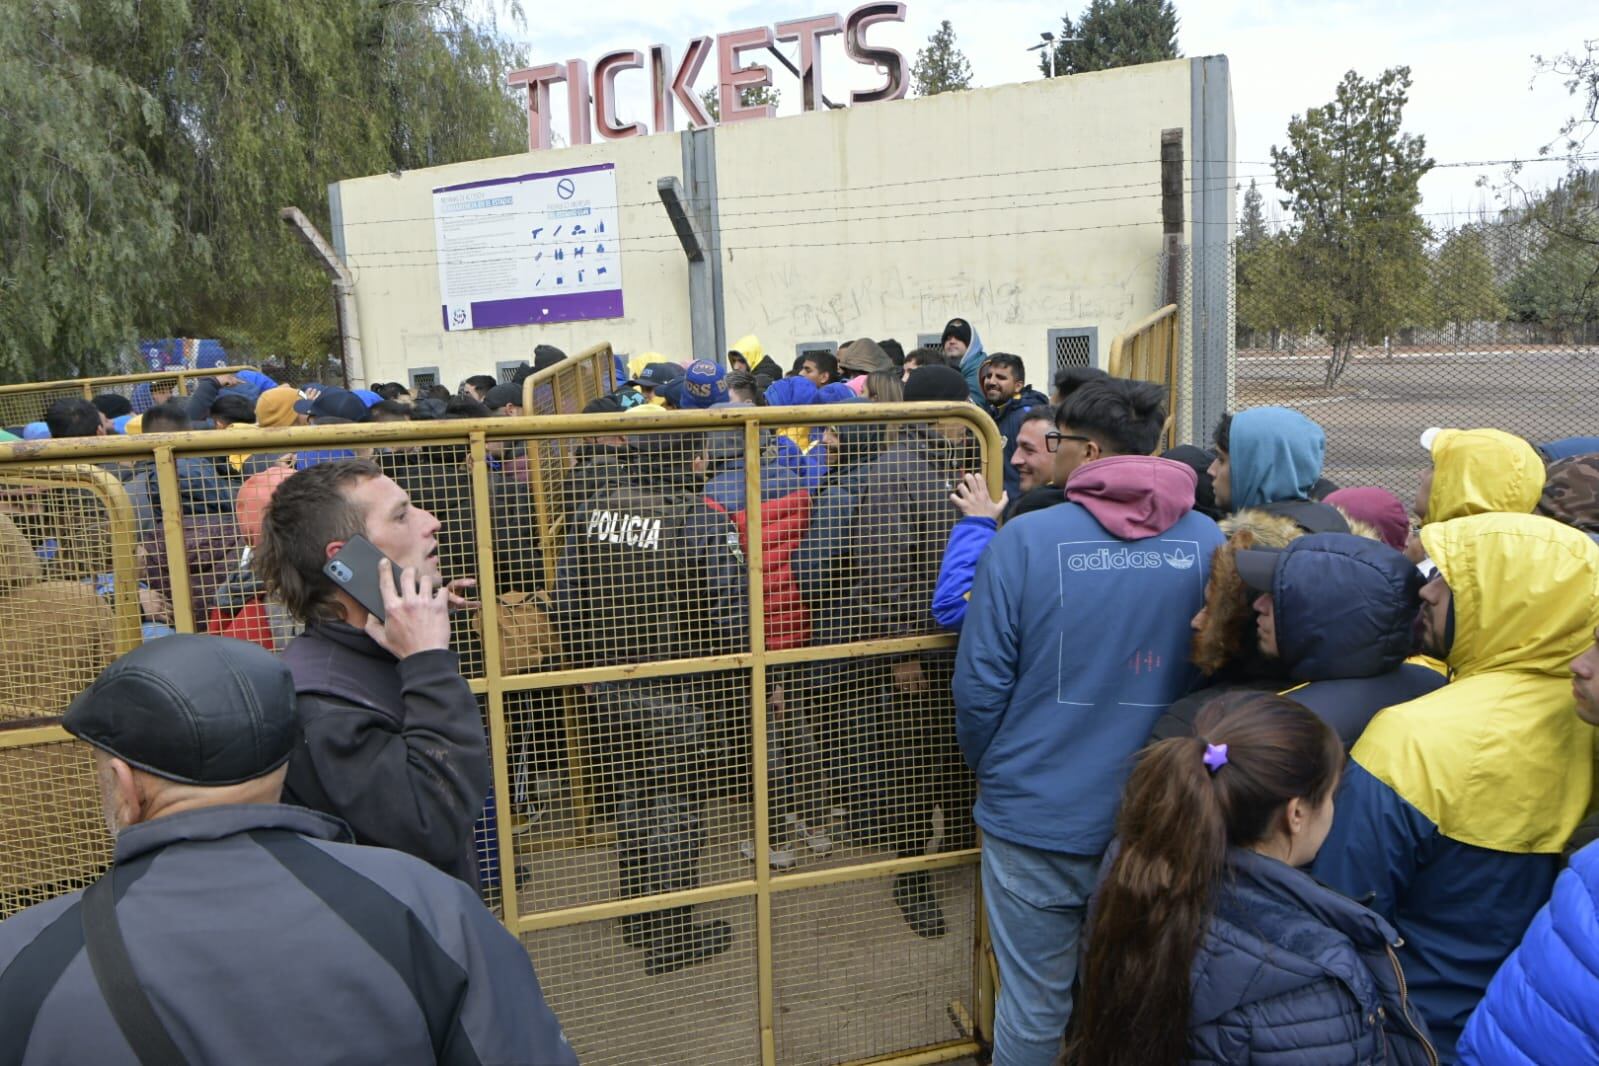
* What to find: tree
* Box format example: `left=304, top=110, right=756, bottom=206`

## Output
left=0, top=0, right=529, bottom=380
left=699, top=85, right=781, bottom=123
left=1042, top=0, right=1179, bottom=79
left=1534, top=38, right=1599, bottom=163
left=1234, top=180, right=1272, bottom=347
left=1270, top=67, right=1434, bottom=386
left=1430, top=227, right=1507, bottom=351
left=1506, top=177, right=1599, bottom=343
left=912, top=20, right=974, bottom=96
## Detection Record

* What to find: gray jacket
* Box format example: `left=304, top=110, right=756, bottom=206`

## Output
left=0, top=804, right=576, bottom=1065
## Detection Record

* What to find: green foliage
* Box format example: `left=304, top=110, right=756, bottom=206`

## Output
left=699, top=84, right=781, bottom=124
left=1430, top=227, right=1507, bottom=348
left=1238, top=179, right=1268, bottom=251
left=1506, top=190, right=1599, bottom=343
left=1043, top=0, right=1179, bottom=78
left=1269, top=67, right=1434, bottom=385
left=912, top=20, right=974, bottom=96
left=0, top=0, right=528, bottom=382
left=0, top=0, right=180, bottom=379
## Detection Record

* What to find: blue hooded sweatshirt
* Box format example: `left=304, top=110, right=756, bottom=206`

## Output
left=958, top=326, right=988, bottom=404
left=953, top=455, right=1224, bottom=854
left=1229, top=406, right=1327, bottom=511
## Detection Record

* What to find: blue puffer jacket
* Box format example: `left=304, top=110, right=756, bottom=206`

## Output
left=1456, top=842, right=1599, bottom=1065
left=1187, top=848, right=1437, bottom=1065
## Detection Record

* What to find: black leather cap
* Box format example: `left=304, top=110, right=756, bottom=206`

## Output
left=63, top=635, right=299, bottom=786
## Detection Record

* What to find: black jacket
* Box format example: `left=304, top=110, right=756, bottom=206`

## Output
left=280, top=623, right=490, bottom=887
left=0, top=804, right=574, bottom=1065
left=1153, top=533, right=1443, bottom=748
left=793, top=426, right=960, bottom=640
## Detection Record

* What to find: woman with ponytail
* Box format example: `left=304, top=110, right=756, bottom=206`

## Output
left=1068, top=692, right=1437, bottom=1065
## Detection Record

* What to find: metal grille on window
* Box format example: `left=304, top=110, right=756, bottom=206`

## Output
left=1053, top=333, right=1093, bottom=372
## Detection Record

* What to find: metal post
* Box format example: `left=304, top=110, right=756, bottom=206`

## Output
left=1187, top=57, right=1234, bottom=446
left=742, top=419, right=776, bottom=1066
left=280, top=206, right=366, bottom=388
left=676, top=127, right=726, bottom=365
left=467, top=431, right=520, bottom=929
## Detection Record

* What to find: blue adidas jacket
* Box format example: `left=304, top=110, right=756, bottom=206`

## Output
left=953, top=455, right=1223, bottom=855
left=1456, top=842, right=1599, bottom=1065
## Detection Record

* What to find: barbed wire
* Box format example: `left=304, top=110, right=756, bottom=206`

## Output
left=333, top=152, right=1598, bottom=231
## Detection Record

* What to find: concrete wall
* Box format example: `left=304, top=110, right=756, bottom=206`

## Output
left=334, top=57, right=1228, bottom=395
left=331, top=134, right=692, bottom=389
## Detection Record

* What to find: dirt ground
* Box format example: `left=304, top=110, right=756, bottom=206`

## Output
left=507, top=795, right=980, bottom=1066
left=1236, top=348, right=1599, bottom=495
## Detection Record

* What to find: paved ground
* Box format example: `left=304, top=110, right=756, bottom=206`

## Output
left=1236, top=347, right=1599, bottom=498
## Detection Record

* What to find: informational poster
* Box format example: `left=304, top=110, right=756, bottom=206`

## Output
left=432, top=163, right=623, bottom=332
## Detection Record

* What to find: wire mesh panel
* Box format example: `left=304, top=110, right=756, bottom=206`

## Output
left=1180, top=214, right=1599, bottom=498
left=0, top=403, right=999, bottom=1066
left=772, top=867, right=979, bottom=1063
left=0, top=367, right=256, bottom=429
left=0, top=734, right=108, bottom=919
left=523, top=900, right=761, bottom=1066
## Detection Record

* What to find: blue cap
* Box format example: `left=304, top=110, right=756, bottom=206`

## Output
left=293, top=387, right=370, bottom=423
left=657, top=378, right=686, bottom=408
left=680, top=359, right=727, bottom=409
left=23, top=422, right=50, bottom=440
left=352, top=389, right=382, bottom=408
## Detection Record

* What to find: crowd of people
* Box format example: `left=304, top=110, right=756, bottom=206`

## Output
left=0, top=312, right=1596, bottom=1065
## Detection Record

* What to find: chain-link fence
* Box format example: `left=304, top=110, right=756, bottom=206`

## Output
left=0, top=401, right=997, bottom=1066
left=1170, top=215, right=1599, bottom=502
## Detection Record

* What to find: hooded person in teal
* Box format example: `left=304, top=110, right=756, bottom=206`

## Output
left=1209, top=407, right=1346, bottom=531
left=940, top=317, right=988, bottom=403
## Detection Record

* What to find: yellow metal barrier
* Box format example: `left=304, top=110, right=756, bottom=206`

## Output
left=0, top=464, right=142, bottom=913
left=1108, top=305, right=1180, bottom=449
left=0, top=402, right=1001, bottom=1066
left=0, top=366, right=259, bottom=428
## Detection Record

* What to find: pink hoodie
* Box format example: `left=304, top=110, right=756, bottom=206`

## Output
left=1064, top=455, right=1198, bottom=540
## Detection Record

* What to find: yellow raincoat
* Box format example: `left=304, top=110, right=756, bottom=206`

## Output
left=1425, top=428, right=1544, bottom=523
left=1356, top=511, right=1599, bottom=853
left=728, top=334, right=765, bottom=369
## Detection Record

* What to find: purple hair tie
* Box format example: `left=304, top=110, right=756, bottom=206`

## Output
left=1202, top=742, right=1229, bottom=774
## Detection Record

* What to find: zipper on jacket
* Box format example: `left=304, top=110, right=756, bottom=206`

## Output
left=1386, top=943, right=1439, bottom=1066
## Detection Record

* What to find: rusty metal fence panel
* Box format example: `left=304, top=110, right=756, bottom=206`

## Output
left=0, top=367, right=259, bottom=429
left=0, top=401, right=999, bottom=1066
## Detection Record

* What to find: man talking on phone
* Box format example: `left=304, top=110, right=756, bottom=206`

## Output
left=255, top=459, right=490, bottom=887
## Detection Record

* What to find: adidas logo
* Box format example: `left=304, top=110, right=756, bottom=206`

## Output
left=1065, top=546, right=1198, bottom=573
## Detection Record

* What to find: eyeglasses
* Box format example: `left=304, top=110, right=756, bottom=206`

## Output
left=1045, top=431, right=1092, bottom=454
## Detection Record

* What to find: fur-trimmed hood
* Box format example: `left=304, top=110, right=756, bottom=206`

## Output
left=1191, top=507, right=1382, bottom=675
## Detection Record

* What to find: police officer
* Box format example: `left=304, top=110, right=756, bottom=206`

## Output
left=0, top=635, right=574, bottom=1064
left=552, top=431, right=749, bottom=975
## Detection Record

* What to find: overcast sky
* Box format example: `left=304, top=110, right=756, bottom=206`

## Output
left=488, top=0, right=1593, bottom=224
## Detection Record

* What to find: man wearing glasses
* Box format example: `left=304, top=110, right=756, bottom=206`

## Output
left=952, top=377, right=1225, bottom=1066
left=931, top=383, right=1107, bottom=632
